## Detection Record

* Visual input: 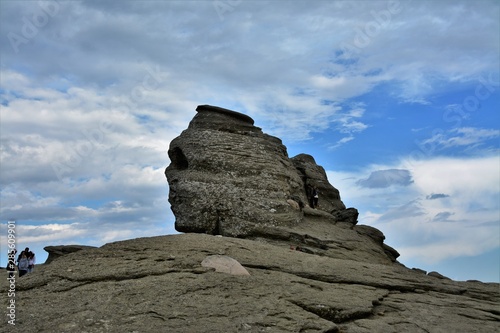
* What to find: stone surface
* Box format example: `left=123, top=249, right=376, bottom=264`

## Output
left=165, top=105, right=397, bottom=264
left=291, top=153, right=345, bottom=212
left=44, top=245, right=97, bottom=264
left=3, top=234, right=498, bottom=333
left=201, top=254, right=250, bottom=276
left=165, top=105, right=307, bottom=237
left=3, top=105, right=497, bottom=332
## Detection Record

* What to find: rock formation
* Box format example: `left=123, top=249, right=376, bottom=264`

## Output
left=165, top=105, right=396, bottom=264
left=4, top=105, right=498, bottom=333
left=44, top=245, right=97, bottom=264
left=6, top=234, right=499, bottom=332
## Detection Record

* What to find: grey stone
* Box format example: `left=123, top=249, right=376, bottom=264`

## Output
left=201, top=254, right=250, bottom=276
left=428, top=271, right=452, bottom=280
left=5, top=105, right=496, bottom=332
left=165, top=105, right=306, bottom=237
left=4, top=234, right=498, bottom=333
left=331, top=207, right=359, bottom=224
left=44, top=245, right=97, bottom=264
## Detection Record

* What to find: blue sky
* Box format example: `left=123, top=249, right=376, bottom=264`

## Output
left=0, top=0, right=498, bottom=282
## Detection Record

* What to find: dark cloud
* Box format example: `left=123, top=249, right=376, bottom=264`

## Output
left=426, top=193, right=450, bottom=200
left=433, top=211, right=455, bottom=222
left=357, top=169, right=413, bottom=188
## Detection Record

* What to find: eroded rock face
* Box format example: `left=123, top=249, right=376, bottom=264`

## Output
left=165, top=105, right=403, bottom=264
left=44, top=245, right=97, bottom=264
left=165, top=105, right=345, bottom=237
left=7, top=234, right=499, bottom=333
left=291, top=153, right=346, bottom=212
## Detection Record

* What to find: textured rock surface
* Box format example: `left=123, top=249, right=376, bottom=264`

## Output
left=165, top=105, right=397, bottom=264
left=201, top=254, right=250, bottom=276
left=5, top=105, right=497, bottom=332
left=291, top=153, right=345, bottom=212
left=4, top=234, right=498, bottom=333
left=165, top=105, right=307, bottom=237
left=44, top=245, right=98, bottom=264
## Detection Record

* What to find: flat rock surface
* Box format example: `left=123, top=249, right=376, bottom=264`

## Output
left=2, top=233, right=498, bottom=333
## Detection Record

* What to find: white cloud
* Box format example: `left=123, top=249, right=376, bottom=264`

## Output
left=327, top=155, right=500, bottom=266
left=417, top=127, right=499, bottom=153
left=356, top=169, right=413, bottom=188
left=0, top=0, right=498, bottom=280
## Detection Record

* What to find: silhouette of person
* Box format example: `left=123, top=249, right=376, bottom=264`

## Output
left=17, top=252, right=29, bottom=277
left=312, top=187, right=319, bottom=208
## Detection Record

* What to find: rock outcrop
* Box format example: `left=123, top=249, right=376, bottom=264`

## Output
left=165, top=105, right=395, bottom=264
left=44, top=245, right=98, bottom=264
left=165, top=105, right=308, bottom=236
left=4, top=105, right=497, bottom=333
left=5, top=234, right=499, bottom=332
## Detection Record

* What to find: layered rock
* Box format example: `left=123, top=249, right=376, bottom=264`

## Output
left=5, top=105, right=497, bottom=332
left=165, top=105, right=338, bottom=236
left=44, top=245, right=97, bottom=264
left=5, top=234, right=498, bottom=333
left=165, top=105, right=396, bottom=264
left=291, top=153, right=346, bottom=213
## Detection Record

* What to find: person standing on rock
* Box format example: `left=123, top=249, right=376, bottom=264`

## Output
left=17, top=251, right=29, bottom=277
left=307, top=184, right=314, bottom=208
left=312, top=187, right=319, bottom=208
left=28, top=251, right=36, bottom=273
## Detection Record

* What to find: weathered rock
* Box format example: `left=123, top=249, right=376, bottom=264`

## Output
left=44, top=245, right=97, bottom=264
left=4, top=234, right=498, bottom=333
left=165, top=105, right=307, bottom=237
left=165, top=105, right=398, bottom=264
left=8, top=105, right=495, bottom=332
left=428, top=271, right=452, bottom=280
left=291, top=153, right=345, bottom=212
left=201, top=254, right=250, bottom=276
left=331, top=207, right=359, bottom=224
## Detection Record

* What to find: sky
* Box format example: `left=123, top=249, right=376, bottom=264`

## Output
left=0, top=0, right=498, bottom=282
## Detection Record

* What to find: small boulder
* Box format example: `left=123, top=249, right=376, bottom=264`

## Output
left=331, top=207, right=359, bottom=224
left=428, top=271, right=451, bottom=280
left=44, top=245, right=97, bottom=264
left=287, top=199, right=300, bottom=210
left=201, top=255, right=250, bottom=276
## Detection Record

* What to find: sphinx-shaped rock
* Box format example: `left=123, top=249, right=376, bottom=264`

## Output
left=166, top=105, right=400, bottom=264
left=165, top=105, right=345, bottom=237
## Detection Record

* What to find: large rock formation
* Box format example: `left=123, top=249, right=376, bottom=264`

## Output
left=165, top=105, right=396, bottom=264
left=4, top=105, right=497, bottom=332
left=165, top=104, right=336, bottom=237
left=5, top=234, right=499, bottom=332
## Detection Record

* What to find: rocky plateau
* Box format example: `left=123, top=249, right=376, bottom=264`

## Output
left=2, top=105, right=498, bottom=333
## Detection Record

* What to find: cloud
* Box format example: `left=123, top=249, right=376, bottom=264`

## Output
left=378, top=199, right=426, bottom=222
left=356, top=169, right=413, bottom=188
left=417, top=127, right=499, bottom=154
left=327, top=155, right=499, bottom=267
left=1, top=1, right=498, bottom=142
left=426, top=193, right=450, bottom=200
left=432, top=211, right=455, bottom=222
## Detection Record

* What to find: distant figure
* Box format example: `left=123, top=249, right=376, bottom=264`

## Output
left=312, top=187, right=319, bottom=208
left=17, top=252, right=29, bottom=277
left=28, top=251, right=36, bottom=273
left=7, top=249, right=17, bottom=278
left=306, top=184, right=314, bottom=208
